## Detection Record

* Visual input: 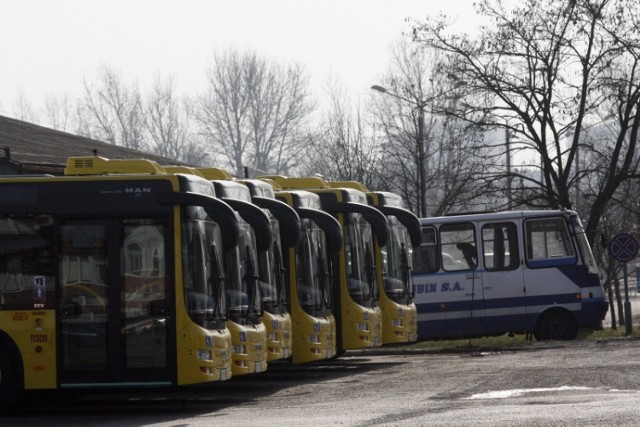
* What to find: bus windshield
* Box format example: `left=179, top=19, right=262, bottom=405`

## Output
left=344, top=212, right=377, bottom=307
left=296, top=219, right=331, bottom=316
left=182, top=214, right=227, bottom=329
left=258, top=219, right=287, bottom=315
left=382, top=216, right=413, bottom=303
left=571, top=215, right=599, bottom=275
left=225, top=222, right=262, bottom=324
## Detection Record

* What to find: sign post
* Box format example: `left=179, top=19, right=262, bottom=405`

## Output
left=609, top=233, right=638, bottom=335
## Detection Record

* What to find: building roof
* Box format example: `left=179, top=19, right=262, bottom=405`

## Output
left=0, top=115, right=186, bottom=174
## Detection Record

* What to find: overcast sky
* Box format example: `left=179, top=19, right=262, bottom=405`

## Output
left=0, top=0, right=481, bottom=121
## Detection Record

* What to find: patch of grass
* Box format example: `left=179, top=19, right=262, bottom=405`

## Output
left=580, top=325, right=640, bottom=341
left=395, top=333, right=537, bottom=353
left=386, top=326, right=640, bottom=354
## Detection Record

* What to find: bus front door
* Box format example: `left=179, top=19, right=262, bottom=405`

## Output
left=479, top=221, right=527, bottom=335
left=439, top=223, right=485, bottom=338
left=58, top=220, right=174, bottom=386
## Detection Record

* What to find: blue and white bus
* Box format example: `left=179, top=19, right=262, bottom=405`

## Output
left=412, top=210, right=608, bottom=340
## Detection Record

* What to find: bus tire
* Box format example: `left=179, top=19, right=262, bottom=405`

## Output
left=0, top=350, right=19, bottom=412
left=534, top=309, right=578, bottom=341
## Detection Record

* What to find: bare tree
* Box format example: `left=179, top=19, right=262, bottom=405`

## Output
left=196, top=49, right=315, bottom=176
left=43, top=93, right=73, bottom=132
left=144, top=74, right=200, bottom=163
left=13, top=91, right=35, bottom=122
left=371, top=41, right=488, bottom=216
left=305, top=82, right=383, bottom=187
left=412, top=0, right=640, bottom=244
left=73, top=101, right=95, bottom=140
left=81, top=64, right=147, bottom=151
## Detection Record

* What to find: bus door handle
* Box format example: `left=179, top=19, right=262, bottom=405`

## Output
left=466, top=274, right=480, bottom=280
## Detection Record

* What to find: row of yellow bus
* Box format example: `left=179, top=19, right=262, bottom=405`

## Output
left=0, top=156, right=422, bottom=407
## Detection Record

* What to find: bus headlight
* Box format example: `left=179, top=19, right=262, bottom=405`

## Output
left=197, top=350, right=212, bottom=361
left=356, top=322, right=368, bottom=331
left=308, top=334, right=320, bottom=343
left=232, top=344, right=246, bottom=354
left=267, top=332, right=277, bottom=341
left=392, top=319, right=403, bottom=327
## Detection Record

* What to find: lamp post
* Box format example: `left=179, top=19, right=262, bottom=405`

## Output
left=505, top=127, right=512, bottom=209
left=371, top=81, right=466, bottom=217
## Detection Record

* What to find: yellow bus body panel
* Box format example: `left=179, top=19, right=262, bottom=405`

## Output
left=176, top=322, right=232, bottom=385
left=379, top=297, right=418, bottom=344
left=228, top=320, right=267, bottom=376
left=263, top=310, right=292, bottom=362
left=291, top=311, right=336, bottom=364
left=0, top=310, right=57, bottom=390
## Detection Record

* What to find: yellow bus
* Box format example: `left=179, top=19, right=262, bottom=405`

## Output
left=197, top=172, right=270, bottom=376
left=271, top=188, right=342, bottom=363
left=240, top=179, right=301, bottom=362
left=365, top=190, right=421, bottom=344
left=328, top=182, right=422, bottom=344
left=0, top=157, right=238, bottom=408
left=261, top=176, right=388, bottom=354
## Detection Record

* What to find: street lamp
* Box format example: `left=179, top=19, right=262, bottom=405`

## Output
left=371, top=81, right=466, bottom=217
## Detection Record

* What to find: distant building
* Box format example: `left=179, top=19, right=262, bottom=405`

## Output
left=0, top=115, right=186, bottom=175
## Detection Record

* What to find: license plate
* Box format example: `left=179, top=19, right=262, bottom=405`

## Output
left=220, top=368, right=229, bottom=381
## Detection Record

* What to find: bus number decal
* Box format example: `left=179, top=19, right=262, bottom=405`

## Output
left=30, top=334, right=48, bottom=343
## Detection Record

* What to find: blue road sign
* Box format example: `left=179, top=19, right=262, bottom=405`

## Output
left=609, top=233, right=638, bottom=263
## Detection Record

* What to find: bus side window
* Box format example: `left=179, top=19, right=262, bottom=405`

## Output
left=482, top=222, right=519, bottom=271
left=525, top=217, right=576, bottom=267
left=0, top=256, right=27, bottom=292
left=0, top=215, right=56, bottom=309
left=413, top=227, right=439, bottom=273
left=440, top=223, right=476, bottom=271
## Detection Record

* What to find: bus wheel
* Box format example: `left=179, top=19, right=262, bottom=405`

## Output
left=534, top=309, right=578, bottom=341
left=0, top=351, right=18, bottom=411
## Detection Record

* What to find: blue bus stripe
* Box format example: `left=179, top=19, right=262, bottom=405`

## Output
left=415, top=292, right=603, bottom=314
